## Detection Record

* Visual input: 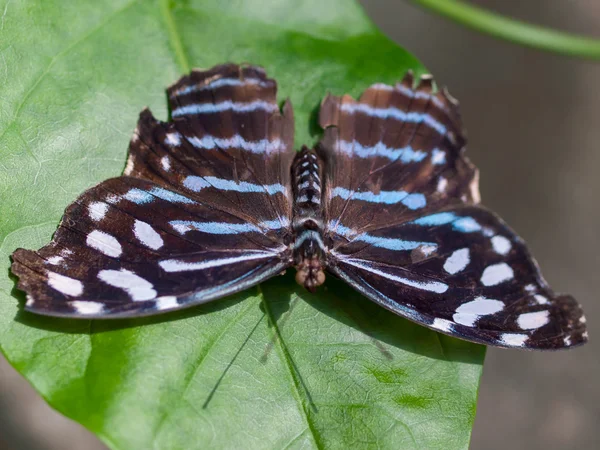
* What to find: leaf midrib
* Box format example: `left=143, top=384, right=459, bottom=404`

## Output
left=159, top=0, right=189, bottom=72
left=261, top=290, right=322, bottom=450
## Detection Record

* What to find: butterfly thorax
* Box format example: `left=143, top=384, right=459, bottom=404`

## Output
left=291, top=146, right=326, bottom=292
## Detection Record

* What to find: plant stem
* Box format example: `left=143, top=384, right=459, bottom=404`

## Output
left=409, top=0, right=600, bottom=59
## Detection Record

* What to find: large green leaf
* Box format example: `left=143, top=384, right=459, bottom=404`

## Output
left=0, top=0, right=485, bottom=448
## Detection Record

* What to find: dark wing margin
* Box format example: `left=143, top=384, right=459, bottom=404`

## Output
left=11, top=64, right=294, bottom=318
left=321, top=73, right=587, bottom=349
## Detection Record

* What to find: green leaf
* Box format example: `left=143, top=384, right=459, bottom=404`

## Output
left=0, top=1, right=485, bottom=449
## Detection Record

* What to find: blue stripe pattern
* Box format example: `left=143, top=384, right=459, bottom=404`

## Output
left=186, top=134, right=281, bottom=154
left=340, top=103, right=447, bottom=135
left=172, top=100, right=278, bottom=118
left=332, top=187, right=426, bottom=209
left=393, top=83, right=447, bottom=110
left=411, top=212, right=483, bottom=233
left=412, top=212, right=457, bottom=226
left=340, top=257, right=448, bottom=293
left=170, top=219, right=287, bottom=234
left=173, top=78, right=272, bottom=97
left=338, top=140, right=427, bottom=163
left=331, top=222, right=437, bottom=252
left=124, top=188, right=195, bottom=205
left=159, top=251, right=273, bottom=273
left=183, top=176, right=286, bottom=195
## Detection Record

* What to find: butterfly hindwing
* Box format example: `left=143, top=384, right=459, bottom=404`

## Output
left=321, top=76, right=587, bottom=349
left=327, top=205, right=587, bottom=349
left=11, top=65, right=294, bottom=318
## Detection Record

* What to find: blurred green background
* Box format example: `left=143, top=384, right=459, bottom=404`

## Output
left=1, top=1, right=598, bottom=449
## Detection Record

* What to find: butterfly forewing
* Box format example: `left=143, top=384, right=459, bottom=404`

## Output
left=11, top=64, right=294, bottom=318
left=321, top=75, right=587, bottom=349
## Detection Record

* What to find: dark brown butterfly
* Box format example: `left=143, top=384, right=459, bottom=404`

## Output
left=11, top=64, right=588, bottom=350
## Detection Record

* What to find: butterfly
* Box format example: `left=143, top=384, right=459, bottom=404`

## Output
left=11, top=63, right=587, bottom=350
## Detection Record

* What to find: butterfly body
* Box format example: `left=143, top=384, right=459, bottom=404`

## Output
left=10, top=64, right=587, bottom=350
left=291, top=146, right=327, bottom=291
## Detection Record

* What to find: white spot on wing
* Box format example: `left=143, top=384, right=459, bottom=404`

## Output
left=452, top=297, right=504, bottom=327
left=98, top=269, right=156, bottom=301
left=155, top=296, right=179, bottom=310
left=534, top=294, right=549, bottom=305
left=161, top=156, right=171, bottom=171
left=88, top=202, right=109, bottom=222
left=517, top=310, right=550, bottom=330
left=134, top=220, right=164, bottom=250
left=482, top=227, right=495, bottom=237
left=436, top=177, right=447, bottom=193
left=47, top=272, right=84, bottom=296
left=420, top=245, right=437, bottom=256
left=165, top=132, right=181, bottom=146
left=431, top=149, right=446, bottom=165
left=87, top=230, right=122, bottom=257
left=124, top=155, right=135, bottom=175
left=443, top=248, right=470, bottom=274
left=46, top=256, right=64, bottom=265
left=432, top=318, right=454, bottom=332
left=105, top=194, right=119, bottom=204
left=563, top=336, right=572, bottom=346
left=481, top=262, right=514, bottom=286
left=491, top=235, right=511, bottom=255
left=500, top=333, right=528, bottom=347
left=71, top=301, right=104, bottom=315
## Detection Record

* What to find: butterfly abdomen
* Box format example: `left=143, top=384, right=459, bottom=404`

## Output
left=291, top=147, right=326, bottom=291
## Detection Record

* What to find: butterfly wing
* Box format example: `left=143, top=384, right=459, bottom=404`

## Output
left=11, top=64, right=294, bottom=318
left=319, top=73, right=478, bottom=234
left=320, top=74, right=587, bottom=349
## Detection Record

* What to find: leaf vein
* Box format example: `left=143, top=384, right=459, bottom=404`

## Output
left=158, top=0, right=190, bottom=72
left=151, top=298, right=259, bottom=446
left=261, top=289, right=323, bottom=450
